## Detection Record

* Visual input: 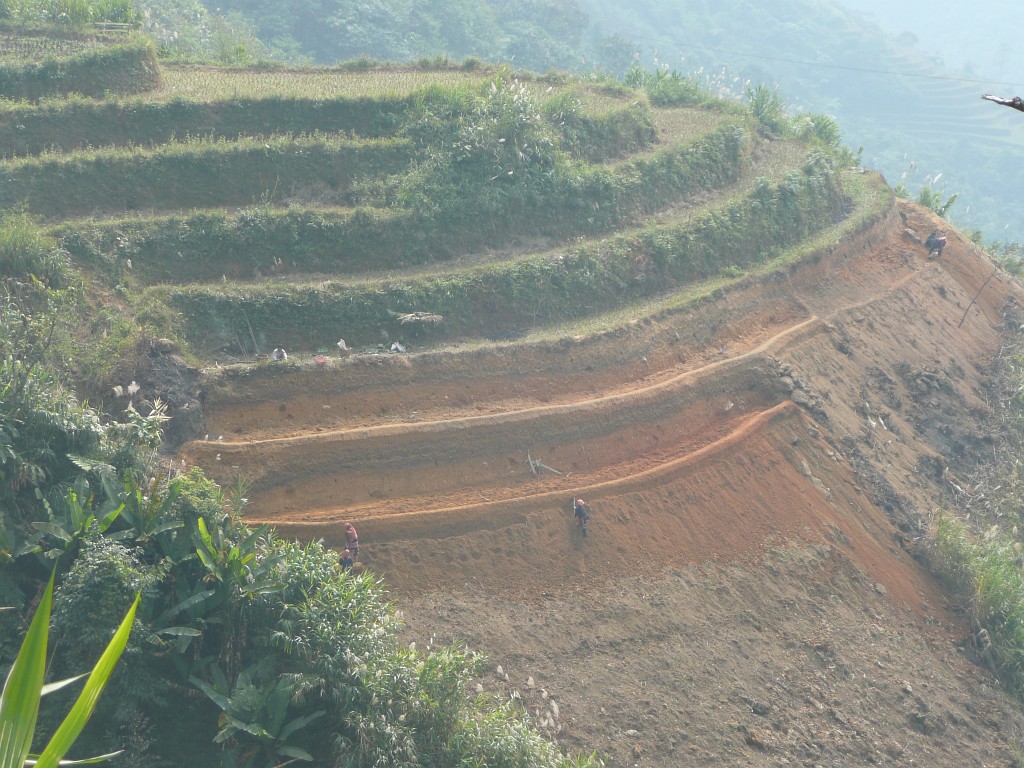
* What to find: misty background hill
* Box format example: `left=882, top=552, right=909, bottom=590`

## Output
left=186, top=0, right=1024, bottom=242
left=836, top=0, right=1022, bottom=81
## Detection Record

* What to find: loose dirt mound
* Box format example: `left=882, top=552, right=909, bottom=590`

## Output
left=186, top=199, right=1024, bottom=765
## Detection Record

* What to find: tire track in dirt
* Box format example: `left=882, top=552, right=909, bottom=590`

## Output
left=196, top=316, right=821, bottom=451
left=259, top=400, right=799, bottom=545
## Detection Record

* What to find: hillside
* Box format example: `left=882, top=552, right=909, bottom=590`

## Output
left=190, top=199, right=1024, bottom=766
left=7, top=27, right=1024, bottom=766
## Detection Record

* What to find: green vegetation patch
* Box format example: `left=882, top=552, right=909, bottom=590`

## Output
left=928, top=513, right=1024, bottom=699
left=56, top=120, right=749, bottom=287
left=0, top=72, right=653, bottom=177
left=56, top=206, right=424, bottom=284
left=0, top=134, right=412, bottom=220
left=0, top=34, right=158, bottom=100
left=153, top=154, right=844, bottom=355
left=0, top=93, right=414, bottom=158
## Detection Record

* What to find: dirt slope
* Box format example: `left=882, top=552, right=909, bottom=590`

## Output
left=186, top=198, right=1024, bottom=766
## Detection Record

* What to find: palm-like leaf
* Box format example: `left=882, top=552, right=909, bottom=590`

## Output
left=33, top=593, right=139, bottom=768
left=0, top=572, right=54, bottom=768
left=0, top=569, right=139, bottom=768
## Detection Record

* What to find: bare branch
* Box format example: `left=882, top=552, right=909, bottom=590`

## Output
left=982, top=93, right=1024, bottom=113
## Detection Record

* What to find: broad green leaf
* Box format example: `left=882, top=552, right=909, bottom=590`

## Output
left=97, top=504, right=124, bottom=533
left=196, top=518, right=215, bottom=553
left=25, top=748, right=123, bottom=764
left=154, top=589, right=214, bottom=625
left=147, top=520, right=184, bottom=537
left=251, top=554, right=286, bottom=579
left=277, top=745, right=315, bottom=761
left=279, top=711, right=325, bottom=742
left=189, top=678, right=231, bottom=712
left=154, top=627, right=201, bottom=638
left=33, top=593, right=140, bottom=768
left=0, top=572, right=53, bottom=768
left=194, top=544, right=216, bottom=575
left=30, top=523, right=71, bottom=543
left=159, top=479, right=184, bottom=514
left=236, top=525, right=269, bottom=557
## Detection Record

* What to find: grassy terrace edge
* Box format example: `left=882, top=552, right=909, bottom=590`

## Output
left=0, top=30, right=159, bottom=100
left=149, top=153, right=846, bottom=355
left=0, top=134, right=413, bottom=220
left=0, top=75, right=654, bottom=159
left=54, top=120, right=748, bottom=284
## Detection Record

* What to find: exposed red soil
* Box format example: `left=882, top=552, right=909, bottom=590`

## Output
left=183, top=198, right=1024, bottom=766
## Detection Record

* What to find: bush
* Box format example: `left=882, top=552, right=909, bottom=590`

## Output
left=0, top=212, right=69, bottom=287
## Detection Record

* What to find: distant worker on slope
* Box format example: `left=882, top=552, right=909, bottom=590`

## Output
left=573, top=498, right=590, bottom=537
left=272, top=345, right=288, bottom=361
left=924, top=230, right=947, bottom=258
left=344, top=522, right=359, bottom=559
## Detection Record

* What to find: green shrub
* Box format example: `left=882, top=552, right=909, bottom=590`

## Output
left=542, top=90, right=655, bottom=161
left=624, top=66, right=716, bottom=108
left=0, top=211, right=69, bottom=286
left=927, top=513, right=1024, bottom=697
left=745, top=83, right=789, bottom=137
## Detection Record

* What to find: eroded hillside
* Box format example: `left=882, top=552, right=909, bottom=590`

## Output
left=186, top=199, right=1024, bottom=765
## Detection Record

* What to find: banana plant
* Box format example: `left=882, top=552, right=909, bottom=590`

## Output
left=144, top=578, right=214, bottom=655
left=115, top=475, right=185, bottom=546
left=31, top=477, right=124, bottom=561
left=190, top=665, right=324, bottom=767
left=0, top=571, right=139, bottom=768
left=191, top=516, right=285, bottom=601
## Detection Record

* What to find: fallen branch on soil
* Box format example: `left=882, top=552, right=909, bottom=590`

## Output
left=527, top=450, right=564, bottom=476
left=958, top=268, right=999, bottom=328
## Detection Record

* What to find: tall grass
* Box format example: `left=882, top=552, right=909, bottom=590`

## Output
left=927, top=512, right=1024, bottom=698
left=0, top=210, right=68, bottom=285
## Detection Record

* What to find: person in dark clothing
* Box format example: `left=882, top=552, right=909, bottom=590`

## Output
left=341, top=549, right=354, bottom=570
left=573, top=498, right=590, bottom=536
left=344, top=522, right=359, bottom=559
left=924, top=231, right=947, bottom=257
